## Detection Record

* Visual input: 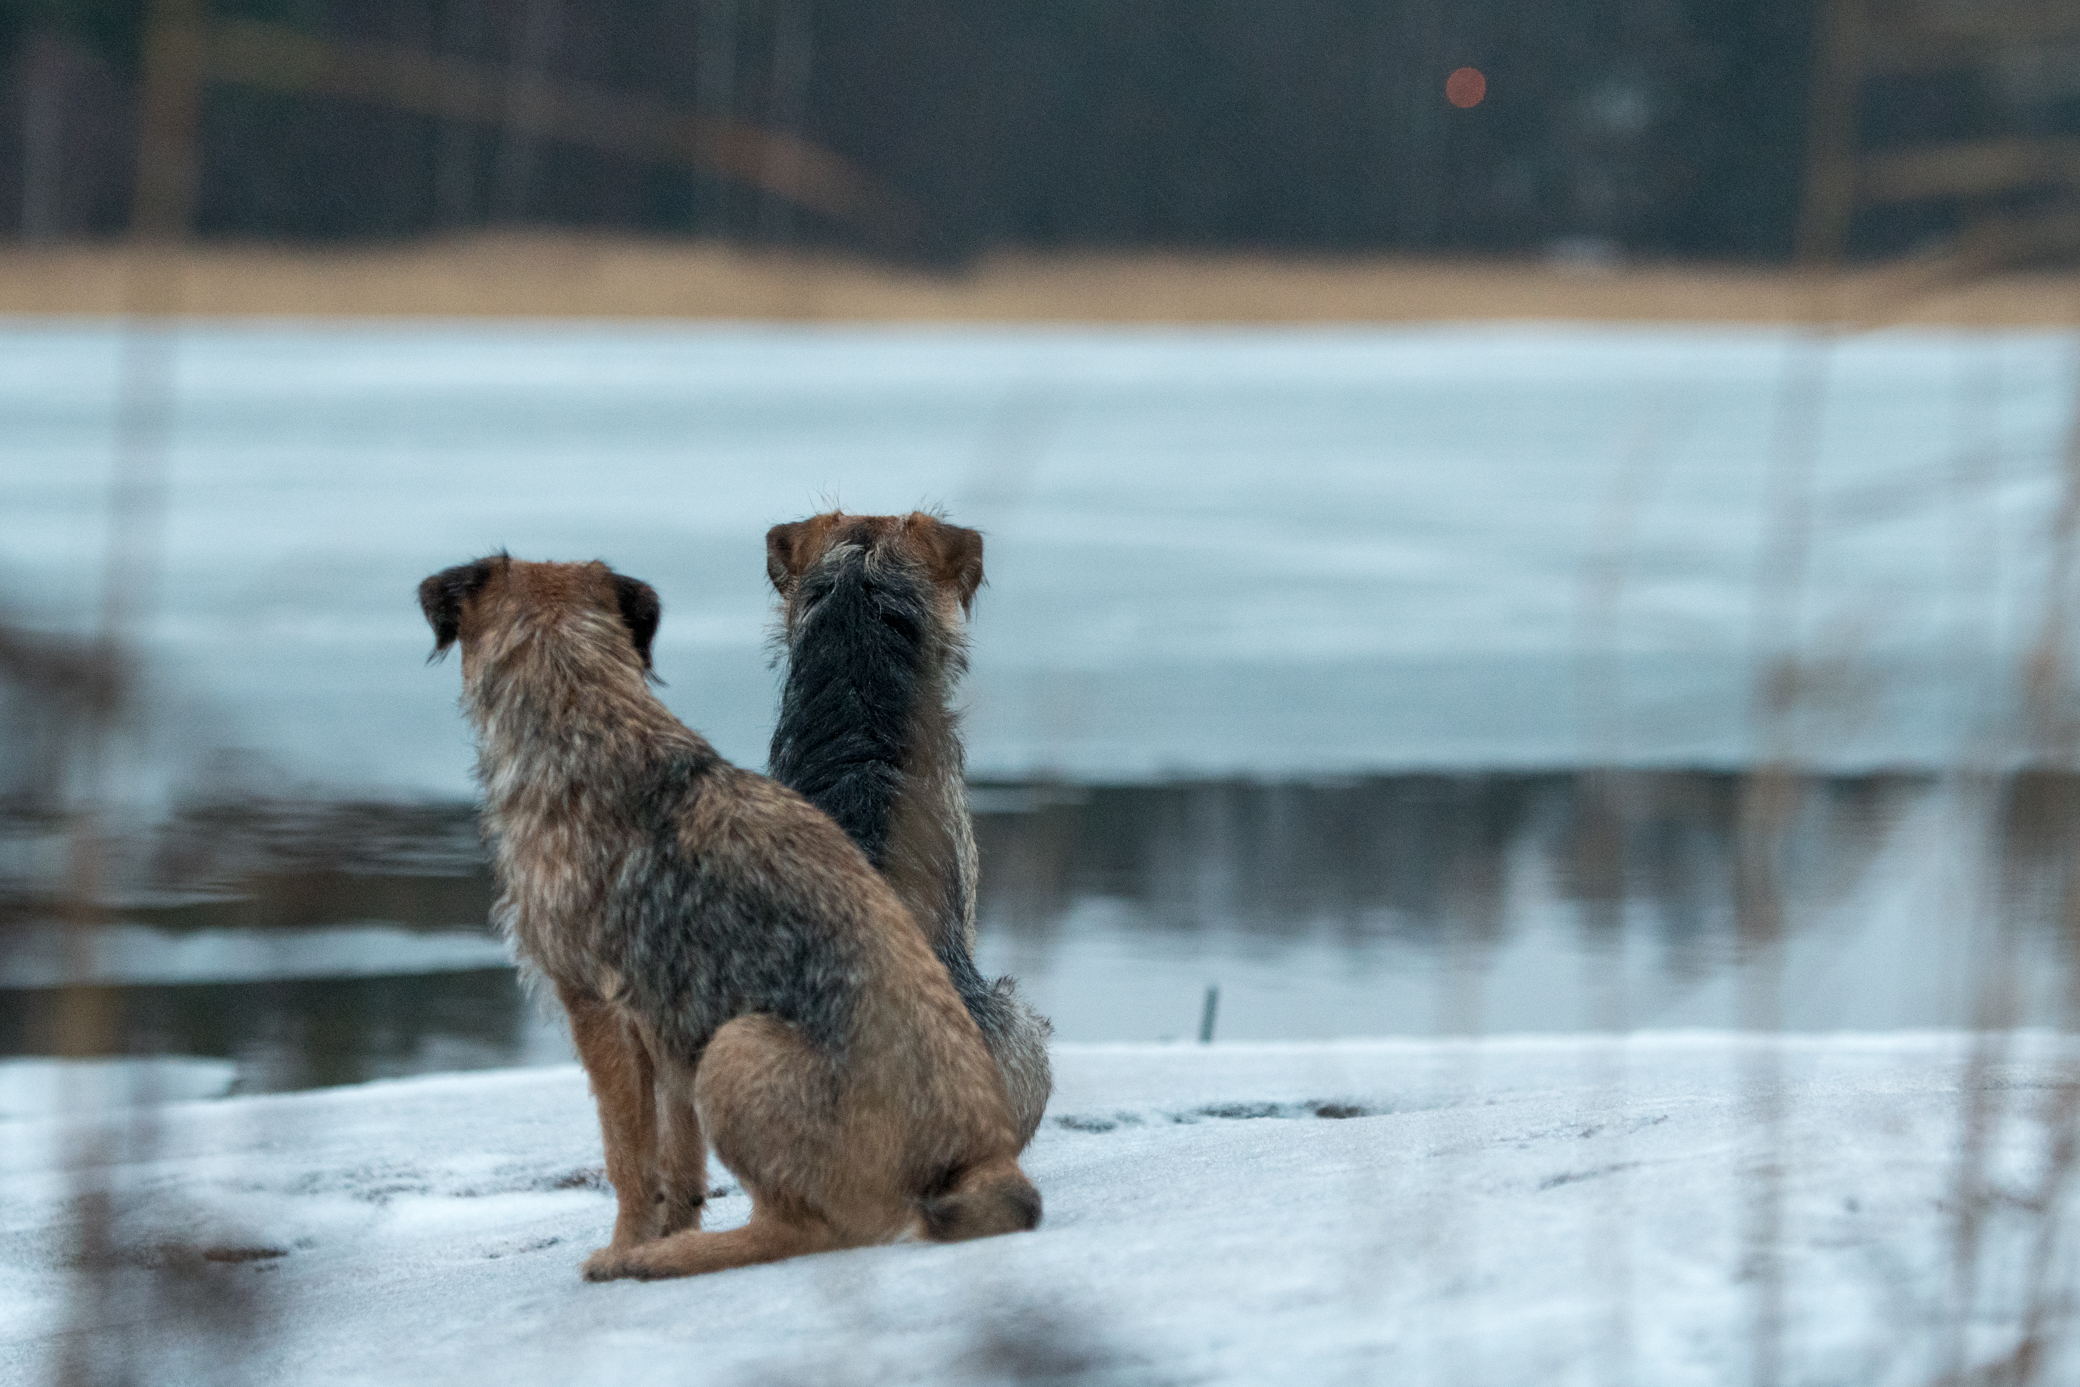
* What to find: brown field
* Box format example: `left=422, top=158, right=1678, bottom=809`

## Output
left=0, top=234, right=2075, bottom=326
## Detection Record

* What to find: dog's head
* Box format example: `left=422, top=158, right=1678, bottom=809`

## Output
left=418, top=554, right=660, bottom=682
left=765, top=511, right=984, bottom=632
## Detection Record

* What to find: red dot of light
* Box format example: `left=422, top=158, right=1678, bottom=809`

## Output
left=1446, top=66, right=1487, bottom=108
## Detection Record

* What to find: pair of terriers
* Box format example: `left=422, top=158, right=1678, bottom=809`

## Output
left=419, top=511, right=1051, bottom=1281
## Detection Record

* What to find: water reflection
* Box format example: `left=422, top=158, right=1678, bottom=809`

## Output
left=975, top=772, right=1917, bottom=968
left=968, top=772, right=2064, bottom=1041
left=1, top=771, right=2075, bottom=1093
left=0, top=970, right=548, bottom=1094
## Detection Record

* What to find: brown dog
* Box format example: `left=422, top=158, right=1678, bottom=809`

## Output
left=765, top=511, right=1053, bottom=1147
left=419, top=554, right=1038, bottom=1279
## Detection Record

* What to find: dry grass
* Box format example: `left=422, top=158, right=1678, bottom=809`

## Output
left=0, top=234, right=2075, bottom=325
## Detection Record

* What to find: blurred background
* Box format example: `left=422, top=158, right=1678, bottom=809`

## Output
left=4, top=0, right=2080, bottom=1093
left=6, top=1, right=2080, bottom=1380
left=4, top=0, right=2080, bottom=1329
left=0, top=0, right=2074, bottom=261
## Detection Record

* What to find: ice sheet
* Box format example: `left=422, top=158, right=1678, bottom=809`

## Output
left=0, top=923, right=512, bottom=988
left=3, top=321, right=2075, bottom=803
left=0, top=1056, right=238, bottom=1120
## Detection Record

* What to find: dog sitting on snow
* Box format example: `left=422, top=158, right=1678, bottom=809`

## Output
left=765, top=510, right=1053, bottom=1149
left=419, top=554, right=1039, bottom=1279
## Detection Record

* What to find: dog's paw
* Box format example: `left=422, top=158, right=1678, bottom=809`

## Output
left=584, top=1244, right=684, bottom=1282
left=581, top=1247, right=635, bottom=1282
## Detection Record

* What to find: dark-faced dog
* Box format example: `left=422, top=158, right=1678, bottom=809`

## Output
left=765, top=511, right=1053, bottom=1147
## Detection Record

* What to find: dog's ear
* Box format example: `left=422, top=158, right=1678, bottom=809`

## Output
left=765, top=519, right=824, bottom=596
left=418, top=559, right=494, bottom=661
left=909, top=515, right=985, bottom=614
left=611, top=573, right=661, bottom=670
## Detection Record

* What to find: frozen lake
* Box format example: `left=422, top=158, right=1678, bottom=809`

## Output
left=4, top=320, right=2079, bottom=1089
left=2, top=319, right=2076, bottom=799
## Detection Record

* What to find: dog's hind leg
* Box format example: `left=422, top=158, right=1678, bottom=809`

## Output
left=693, top=1014, right=850, bottom=1206
left=584, top=1014, right=891, bottom=1281
left=559, top=983, right=661, bottom=1259
left=582, top=1205, right=842, bottom=1281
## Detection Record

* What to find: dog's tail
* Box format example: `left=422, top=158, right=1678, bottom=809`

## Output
left=939, top=943, right=1054, bottom=1149
left=918, top=1158, right=1042, bottom=1242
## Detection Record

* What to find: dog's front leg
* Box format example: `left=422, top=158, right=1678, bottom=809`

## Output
left=559, top=983, right=660, bottom=1262
left=654, top=1052, right=707, bottom=1236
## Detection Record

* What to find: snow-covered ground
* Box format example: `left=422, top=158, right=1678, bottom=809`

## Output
left=3, top=1035, right=2074, bottom=1385
left=3, top=322, right=2076, bottom=804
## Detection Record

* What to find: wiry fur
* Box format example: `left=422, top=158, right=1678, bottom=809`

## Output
left=418, top=555, right=1039, bottom=1280
left=766, top=511, right=1053, bottom=1148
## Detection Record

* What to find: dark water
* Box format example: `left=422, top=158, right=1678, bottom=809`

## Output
left=4, top=771, right=2076, bottom=1095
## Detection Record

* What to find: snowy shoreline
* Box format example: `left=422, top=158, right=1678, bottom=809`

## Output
left=4, top=1033, right=2072, bottom=1384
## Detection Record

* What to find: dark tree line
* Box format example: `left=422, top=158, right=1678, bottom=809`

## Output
left=0, top=0, right=2051, bottom=261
